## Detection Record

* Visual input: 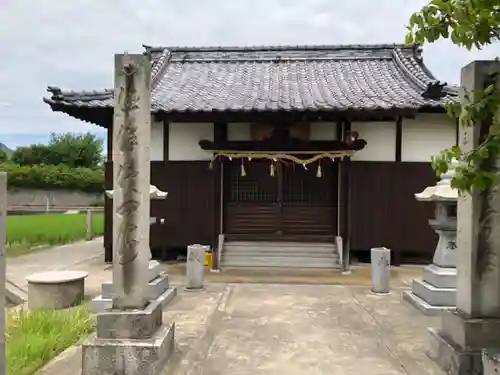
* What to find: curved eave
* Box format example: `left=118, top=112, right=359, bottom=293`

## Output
left=44, top=98, right=113, bottom=128
left=392, top=47, right=458, bottom=98
left=43, top=99, right=448, bottom=126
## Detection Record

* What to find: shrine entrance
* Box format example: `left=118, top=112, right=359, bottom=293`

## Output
left=224, top=159, right=338, bottom=242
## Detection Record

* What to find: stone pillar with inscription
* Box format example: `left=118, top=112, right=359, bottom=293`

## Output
left=403, top=161, right=458, bottom=315
left=426, top=60, right=500, bottom=375
left=91, top=186, right=176, bottom=313
left=82, top=54, right=175, bottom=375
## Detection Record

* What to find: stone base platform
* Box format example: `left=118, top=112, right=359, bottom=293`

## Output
left=403, top=264, right=456, bottom=316
left=403, top=291, right=455, bottom=316
left=483, top=350, right=500, bottom=375
left=92, top=261, right=176, bottom=313
left=82, top=287, right=175, bottom=375
left=92, top=285, right=177, bottom=313
left=426, top=310, right=500, bottom=375
left=426, top=327, right=483, bottom=375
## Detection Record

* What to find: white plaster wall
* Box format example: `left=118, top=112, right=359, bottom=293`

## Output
left=310, top=122, right=337, bottom=140
left=150, top=120, right=164, bottom=161
left=402, top=114, right=456, bottom=162
left=351, top=122, right=396, bottom=161
left=228, top=123, right=251, bottom=141
left=168, top=122, right=214, bottom=161
left=226, top=122, right=337, bottom=141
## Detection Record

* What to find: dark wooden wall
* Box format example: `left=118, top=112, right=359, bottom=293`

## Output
left=349, top=161, right=437, bottom=263
left=105, top=160, right=438, bottom=263
left=104, top=161, right=215, bottom=262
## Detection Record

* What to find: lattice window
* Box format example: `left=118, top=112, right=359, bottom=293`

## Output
left=226, top=161, right=277, bottom=203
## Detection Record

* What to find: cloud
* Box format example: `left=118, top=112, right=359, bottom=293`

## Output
left=0, top=0, right=498, bottom=140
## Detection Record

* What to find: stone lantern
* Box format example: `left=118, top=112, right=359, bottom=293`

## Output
left=403, top=160, right=458, bottom=315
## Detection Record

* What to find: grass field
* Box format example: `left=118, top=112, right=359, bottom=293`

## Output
left=6, top=306, right=95, bottom=375
left=6, top=213, right=104, bottom=256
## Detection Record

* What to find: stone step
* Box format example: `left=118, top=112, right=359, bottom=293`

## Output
left=222, top=265, right=341, bottom=271
left=148, top=260, right=161, bottom=282
left=412, top=279, right=456, bottom=307
left=222, top=251, right=339, bottom=261
left=224, top=246, right=336, bottom=255
left=225, top=241, right=336, bottom=249
left=92, top=286, right=177, bottom=314
left=102, top=273, right=169, bottom=300
left=422, top=264, right=456, bottom=289
left=222, top=257, right=339, bottom=270
left=402, top=290, right=456, bottom=316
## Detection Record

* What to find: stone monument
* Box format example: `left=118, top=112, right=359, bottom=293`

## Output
left=82, top=54, right=175, bottom=375
left=426, top=60, right=500, bottom=375
left=403, top=160, right=458, bottom=315
left=92, top=185, right=175, bottom=313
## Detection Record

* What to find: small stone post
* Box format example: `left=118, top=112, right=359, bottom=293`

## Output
left=186, top=244, right=205, bottom=289
left=0, top=173, right=6, bottom=375
left=370, top=247, right=390, bottom=294
left=426, top=60, right=500, bottom=375
left=85, top=209, right=93, bottom=241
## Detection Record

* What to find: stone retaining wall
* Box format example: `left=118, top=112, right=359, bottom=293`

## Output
left=7, top=188, right=103, bottom=209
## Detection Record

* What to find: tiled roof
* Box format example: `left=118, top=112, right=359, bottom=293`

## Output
left=44, top=44, right=457, bottom=115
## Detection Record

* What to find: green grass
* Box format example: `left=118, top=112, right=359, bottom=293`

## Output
left=6, top=213, right=104, bottom=256
left=6, top=305, right=95, bottom=375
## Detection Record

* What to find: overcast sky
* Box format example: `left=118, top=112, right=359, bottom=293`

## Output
left=0, top=0, right=499, bottom=148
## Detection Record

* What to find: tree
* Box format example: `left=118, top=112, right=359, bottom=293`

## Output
left=47, top=132, right=104, bottom=168
left=11, top=144, right=52, bottom=166
left=10, top=132, right=104, bottom=168
left=406, top=0, right=500, bottom=192
left=0, top=149, right=8, bottom=163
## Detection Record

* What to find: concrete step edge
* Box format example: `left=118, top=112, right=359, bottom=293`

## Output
left=225, top=242, right=336, bottom=248
left=413, top=278, right=456, bottom=292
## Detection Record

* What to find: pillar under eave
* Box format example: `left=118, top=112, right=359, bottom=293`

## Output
left=337, top=120, right=352, bottom=274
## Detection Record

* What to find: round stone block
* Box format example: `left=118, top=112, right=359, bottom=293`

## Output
left=27, top=270, right=88, bottom=309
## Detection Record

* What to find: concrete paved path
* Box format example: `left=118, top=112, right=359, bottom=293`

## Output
left=6, top=237, right=108, bottom=302
left=162, top=284, right=444, bottom=375
left=33, top=280, right=443, bottom=375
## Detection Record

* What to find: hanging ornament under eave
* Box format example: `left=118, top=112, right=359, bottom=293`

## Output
left=270, top=162, right=275, bottom=177
left=316, top=162, right=322, bottom=178
left=240, top=160, right=246, bottom=177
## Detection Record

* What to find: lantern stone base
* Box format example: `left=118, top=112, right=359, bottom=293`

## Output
left=403, top=264, right=456, bottom=315
left=82, top=289, right=175, bottom=375
left=426, top=310, right=500, bottom=375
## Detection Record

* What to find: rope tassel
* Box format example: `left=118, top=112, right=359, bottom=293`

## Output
left=270, top=162, right=275, bottom=177
left=316, top=163, right=322, bottom=178
left=240, top=161, right=246, bottom=177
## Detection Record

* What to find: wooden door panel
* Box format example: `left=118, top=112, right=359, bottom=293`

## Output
left=224, top=160, right=337, bottom=240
